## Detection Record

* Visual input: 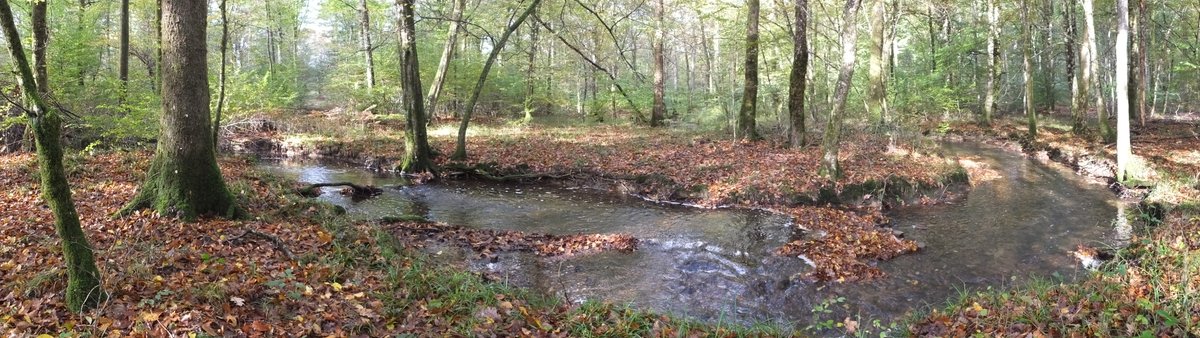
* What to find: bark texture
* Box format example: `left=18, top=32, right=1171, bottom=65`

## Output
left=121, top=0, right=241, bottom=221
left=1115, top=0, right=1132, bottom=181
left=426, top=0, right=465, bottom=120
left=651, top=0, right=666, bottom=127
left=1023, top=0, right=1037, bottom=137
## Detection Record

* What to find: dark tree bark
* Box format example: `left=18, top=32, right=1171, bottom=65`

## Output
left=0, top=0, right=106, bottom=311
left=427, top=0, right=465, bottom=121
left=120, top=0, right=129, bottom=86
left=1066, top=0, right=1081, bottom=129
left=121, top=0, right=241, bottom=220
left=452, top=0, right=542, bottom=160
left=787, top=0, right=808, bottom=147
left=214, top=0, right=229, bottom=147
left=396, top=0, right=436, bottom=174
left=650, top=0, right=665, bottom=127
left=359, top=0, right=376, bottom=90
left=1115, top=0, right=1131, bottom=181
left=820, top=0, right=861, bottom=179
left=736, top=0, right=760, bottom=140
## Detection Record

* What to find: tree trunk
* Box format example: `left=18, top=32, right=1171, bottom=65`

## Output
left=427, top=0, right=465, bottom=121
left=33, top=0, right=48, bottom=93
left=736, top=0, right=760, bottom=140
left=868, top=0, right=887, bottom=129
left=121, top=0, right=241, bottom=221
left=396, top=0, right=436, bottom=174
left=1066, top=0, right=1081, bottom=129
left=156, top=0, right=162, bottom=89
left=452, top=0, right=542, bottom=160
left=650, top=0, right=665, bottom=127
left=984, top=0, right=998, bottom=124
left=120, top=0, right=129, bottom=86
left=214, top=0, right=229, bottom=148
left=820, top=0, right=861, bottom=179
left=1023, top=0, right=1037, bottom=138
left=1082, top=0, right=1111, bottom=141
left=1134, top=0, right=1149, bottom=126
left=1115, top=0, right=1131, bottom=181
left=359, top=0, right=376, bottom=90
left=787, top=0, right=809, bottom=147
left=525, top=10, right=540, bottom=123
left=0, top=0, right=105, bottom=311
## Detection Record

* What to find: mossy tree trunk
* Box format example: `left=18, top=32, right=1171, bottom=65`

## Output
left=0, top=0, right=106, bottom=312
left=396, top=0, right=436, bottom=174
left=736, top=0, right=760, bottom=141
left=121, top=0, right=241, bottom=221
left=820, top=0, right=861, bottom=179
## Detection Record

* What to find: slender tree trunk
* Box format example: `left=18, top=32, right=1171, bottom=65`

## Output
left=868, top=0, right=887, bottom=128
left=737, top=0, right=760, bottom=140
left=0, top=0, right=106, bottom=312
left=1115, top=0, right=1131, bottom=181
left=787, top=0, right=809, bottom=147
left=120, top=0, right=241, bottom=221
left=984, top=0, right=998, bottom=124
left=651, top=0, right=665, bottom=127
left=213, top=0, right=229, bottom=148
left=358, top=0, right=375, bottom=90
left=119, top=0, right=129, bottom=103
left=1135, top=0, right=1149, bottom=126
left=396, top=0, right=436, bottom=174
left=452, top=0, right=542, bottom=160
left=1066, top=0, right=1081, bottom=129
left=820, top=0, right=861, bottom=179
left=525, top=11, right=540, bottom=122
left=156, top=0, right=162, bottom=89
left=1023, top=0, right=1037, bottom=138
left=1082, top=0, right=1111, bottom=141
left=32, top=0, right=48, bottom=93
left=427, top=0, right=464, bottom=121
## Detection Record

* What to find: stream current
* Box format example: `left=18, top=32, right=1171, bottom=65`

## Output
left=262, top=142, right=1124, bottom=326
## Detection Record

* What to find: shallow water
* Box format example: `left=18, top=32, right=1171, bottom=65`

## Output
left=261, top=142, right=1122, bottom=327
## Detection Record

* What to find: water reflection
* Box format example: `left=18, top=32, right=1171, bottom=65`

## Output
left=260, top=142, right=1126, bottom=327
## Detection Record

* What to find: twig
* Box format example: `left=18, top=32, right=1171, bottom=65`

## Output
left=224, top=229, right=296, bottom=261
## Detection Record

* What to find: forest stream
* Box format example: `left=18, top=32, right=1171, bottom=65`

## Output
left=261, top=141, right=1126, bottom=327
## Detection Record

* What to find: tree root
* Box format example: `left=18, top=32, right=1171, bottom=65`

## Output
left=443, top=163, right=574, bottom=182
left=224, top=229, right=296, bottom=261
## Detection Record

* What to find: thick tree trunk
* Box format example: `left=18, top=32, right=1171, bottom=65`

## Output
left=736, top=0, right=760, bottom=140
left=984, top=0, right=998, bottom=124
left=650, top=0, right=665, bottom=127
left=214, top=0, right=229, bottom=147
left=121, top=0, right=241, bottom=221
left=359, top=0, right=376, bottom=90
left=426, top=0, right=465, bottom=120
left=0, top=0, right=105, bottom=311
left=1115, top=0, right=1131, bottom=181
left=787, top=0, right=809, bottom=147
left=1082, top=0, right=1111, bottom=141
left=1023, top=0, right=1037, bottom=138
left=397, top=0, right=436, bottom=174
left=452, top=0, right=542, bottom=160
left=820, top=0, right=861, bottom=179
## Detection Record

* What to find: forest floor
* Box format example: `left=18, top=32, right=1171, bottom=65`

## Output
left=908, top=118, right=1200, bottom=336
left=227, top=111, right=972, bottom=281
left=0, top=151, right=780, bottom=336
